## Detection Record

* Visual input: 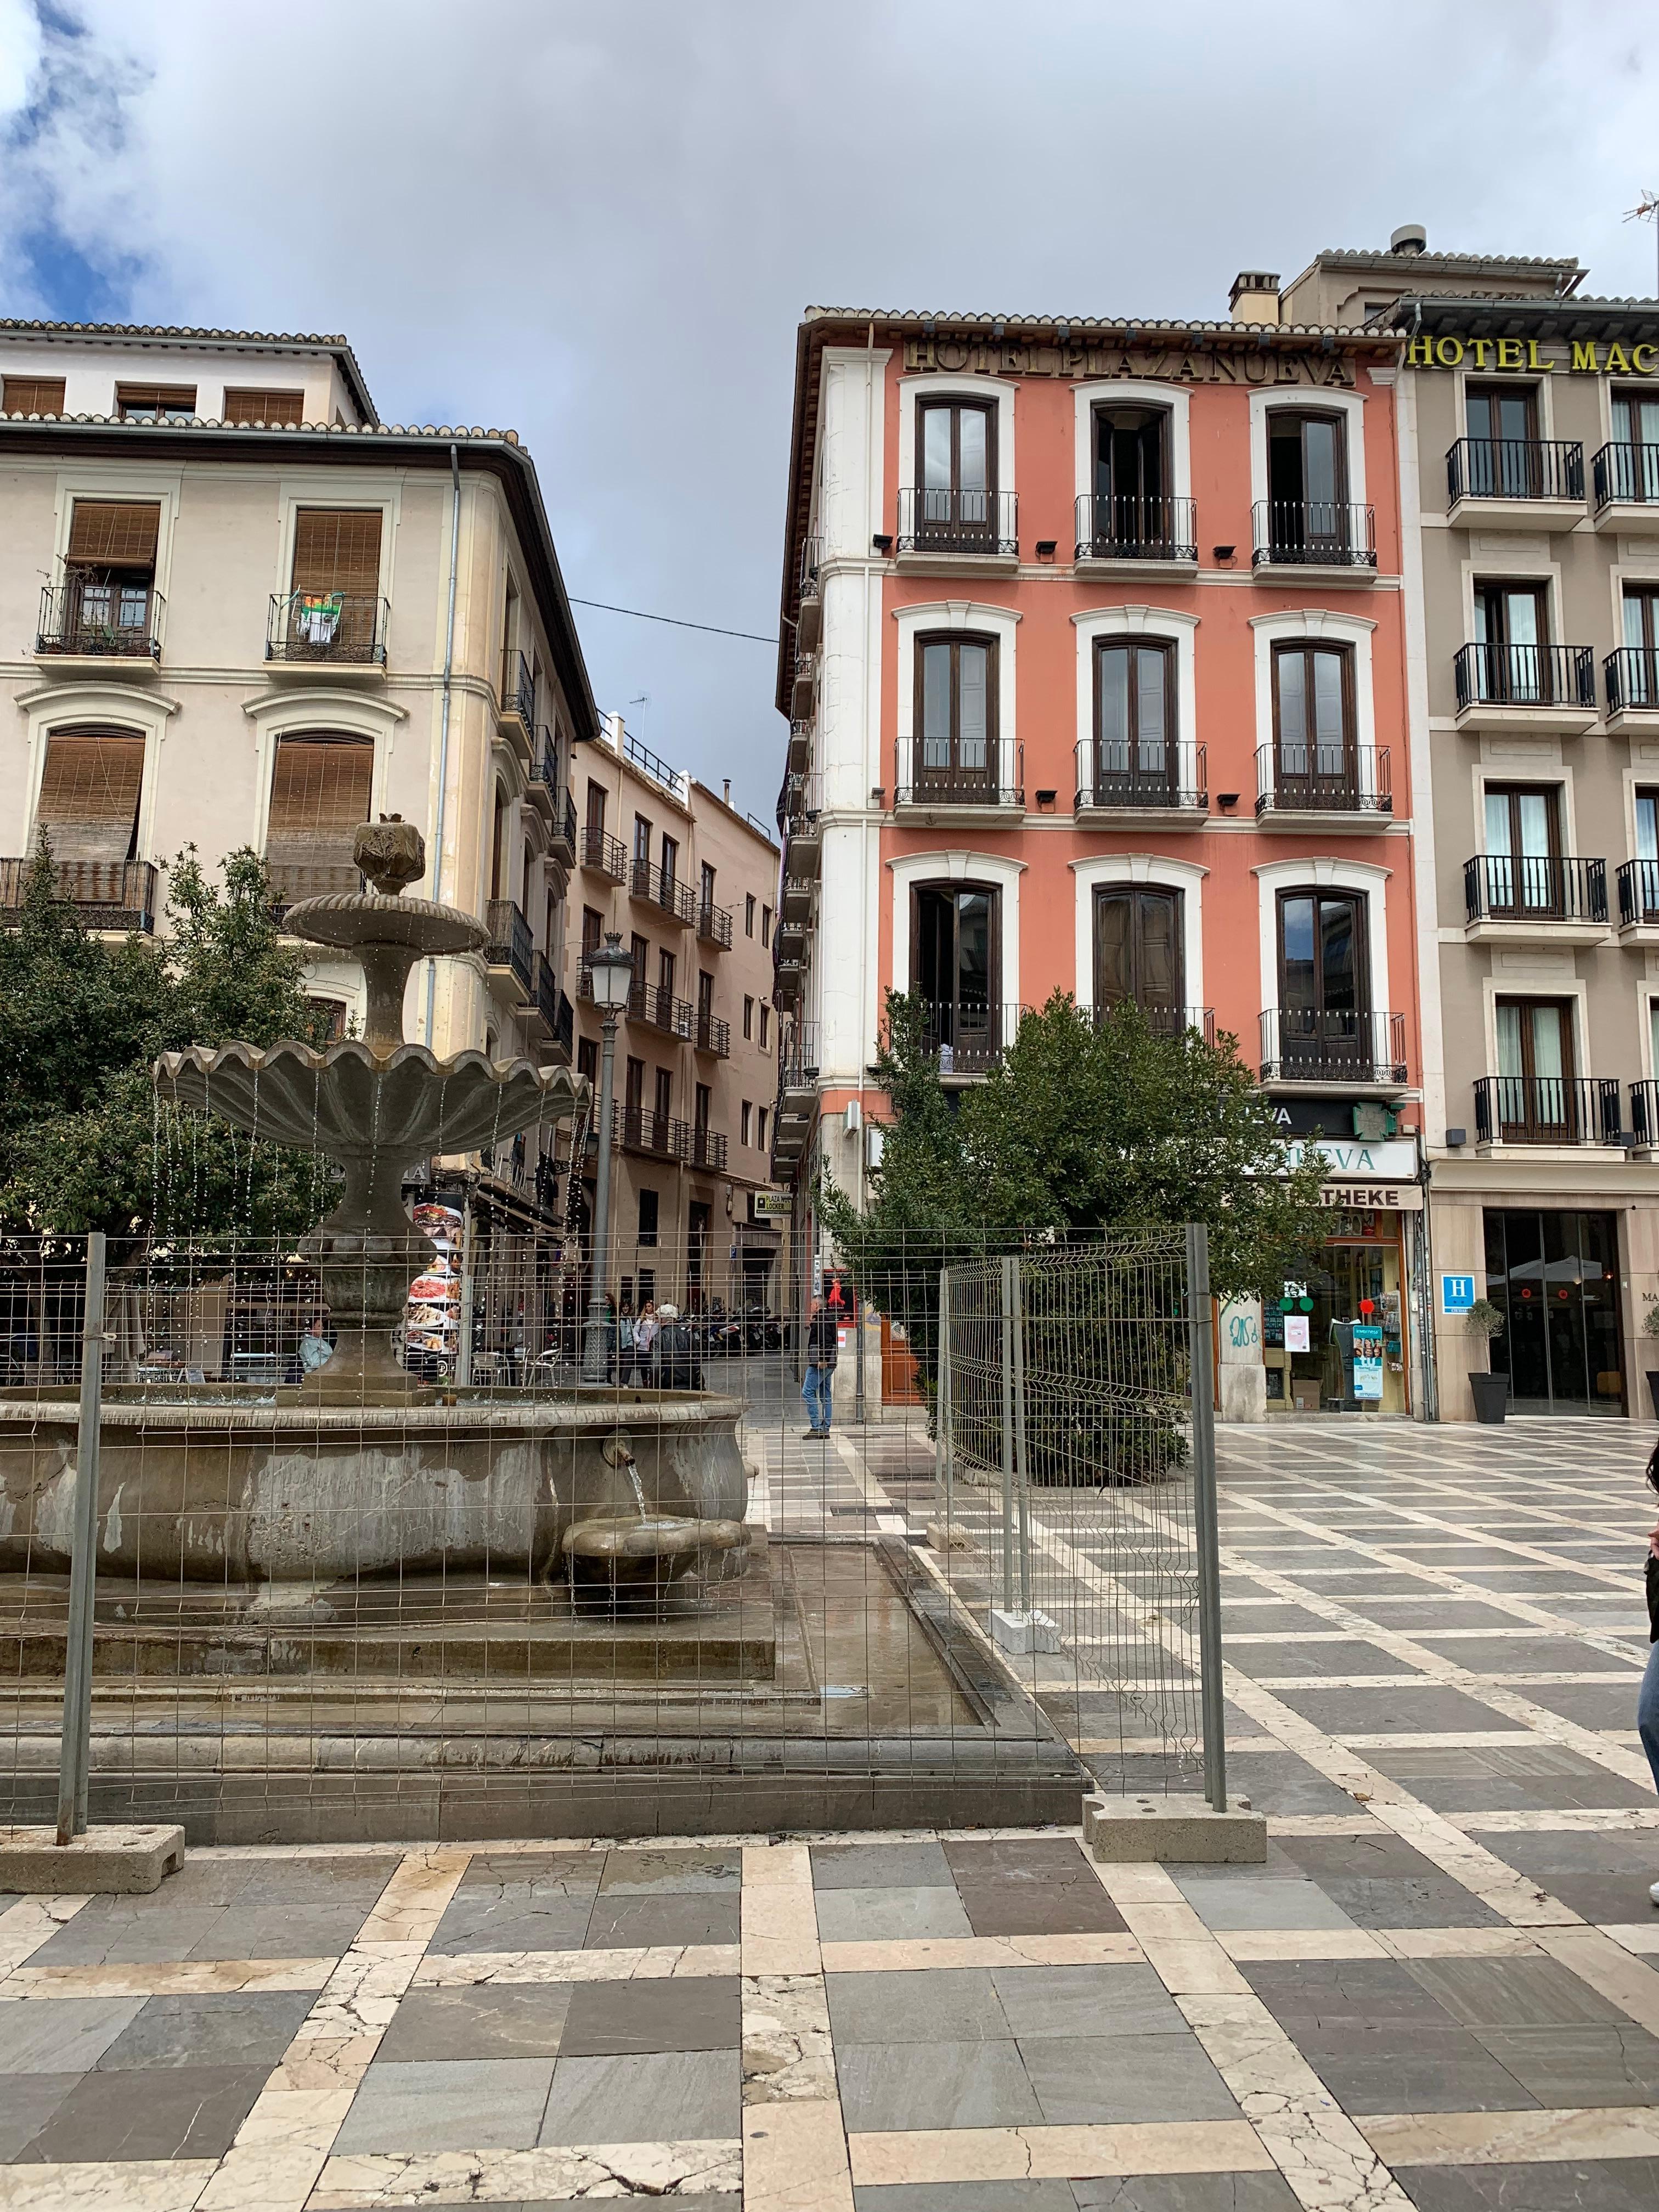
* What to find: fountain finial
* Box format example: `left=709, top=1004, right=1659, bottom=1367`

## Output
left=353, top=816, right=425, bottom=899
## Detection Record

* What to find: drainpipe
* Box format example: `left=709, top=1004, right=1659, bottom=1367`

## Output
left=425, top=442, right=462, bottom=1045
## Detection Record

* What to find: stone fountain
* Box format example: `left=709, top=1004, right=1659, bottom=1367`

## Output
left=0, top=821, right=751, bottom=1615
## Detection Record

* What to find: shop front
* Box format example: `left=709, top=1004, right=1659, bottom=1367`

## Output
left=1482, top=1209, right=1624, bottom=1417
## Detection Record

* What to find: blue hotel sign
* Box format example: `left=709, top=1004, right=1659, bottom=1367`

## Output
left=1441, top=1275, right=1477, bottom=1316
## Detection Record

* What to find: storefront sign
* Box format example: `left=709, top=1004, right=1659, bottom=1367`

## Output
left=1441, top=1274, right=1476, bottom=1315
left=1407, top=335, right=1658, bottom=376
left=750, top=1192, right=791, bottom=1222
left=1284, top=1138, right=1417, bottom=1180
left=1316, top=1182, right=1420, bottom=1212
left=902, top=337, right=1356, bottom=387
left=1352, top=1323, right=1385, bottom=1402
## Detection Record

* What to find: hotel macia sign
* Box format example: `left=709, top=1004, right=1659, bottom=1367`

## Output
left=1407, top=335, right=1659, bottom=375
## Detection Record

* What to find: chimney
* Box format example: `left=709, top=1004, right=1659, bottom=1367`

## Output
left=723, top=778, right=731, bottom=805
left=1229, top=271, right=1281, bottom=326
left=1390, top=223, right=1427, bottom=256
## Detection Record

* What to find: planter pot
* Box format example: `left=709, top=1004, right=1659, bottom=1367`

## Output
left=1469, top=1371, right=1508, bottom=1425
left=1646, top=1371, right=1659, bottom=1421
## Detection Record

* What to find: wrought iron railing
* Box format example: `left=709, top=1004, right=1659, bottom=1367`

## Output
left=1259, top=1008, right=1407, bottom=1084
left=1255, top=743, right=1391, bottom=815
left=697, top=898, right=733, bottom=947
left=896, top=486, right=1018, bottom=557
left=581, top=827, right=628, bottom=880
left=1075, top=739, right=1206, bottom=812
left=1464, top=854, right=1606, bottom=926
left=779, top=1020, right=820, bottom=1088
left=896, top=737, right=1022, bottom=809
left=1592, top=441, right=1659, bottom=510
left=783, top=770, right=824, bottom=840
left=622, top=727, right=690, bottom=802
left=500, top=648, right=535, bottom=727
left=484, top=899, right=535, bottom=992
left=1453, top=642, right=1596, bottom=713
left=1092, top=1001, right=1215, bottom=1045
left=630, top=855, right=697, bottom=926
left=688, top=1124, right=727, bottom=1172
left=918, top=1000, right=1026, bottom=1075
left=37, top=578, right=163, bottom=658
left=267, top=591, right=387, bottom=665
left=1250, top=502, right=1375, bottom=569
left=1475, top=1075, right=1620, bottom=1146
left=1073, top=494, right=1197, bottom=563
left=267, top=860, right=362, bottom=918
left=1605, top=647, right=1659, bottom=715
left=1448, top=437, right=1583, bottom=504
left=694, top=1010, right=731, bottom=1057
left=1632, top=1080, right=1659, bottom=1148
left=0, top=856, right=159, bottom=933
left=619, top=1108, right=690, bottom=1160
left=637, top=983, right=694, bottom=1040
left=1617, top=859, right=1659, bottom=929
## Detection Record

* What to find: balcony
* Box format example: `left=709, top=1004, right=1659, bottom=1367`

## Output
left=268, top=860, right=361, bottom=921
left=688, top=1124, right=728, bottom=1173
left=797, top=535, right=823, bottom=652
left=1617, top=859, right=1659, bottom=941
left=525, top=953, right=573, bottom=1063
left=920, top=1000, right=1025, bottom=1078
left=630, top=856, right=697, bottom=928
left=527, top=735, right=578, bottom=868
left=787, top=717, right=812, bottom=774
left=780, top=870, right=814, bottom=924
left=895, top=738, right=1023, bottom=821
left=1632, top=1081, right=1659, bottom=1148
left=266, top=591, right=387, bottom=670
left=484, top=899, right=535, bottom=1001
left=697, top=898, right=733, bottom=949
left=0, top=856, right=157, bottom=933
left=582, top=826, right=628, bottom=882
left=782, top=771, right=823, bottom=879
left=1254, top=744, right=1392, bottom=826
left=895, top=487, right=1018, bottom=565
left=1592, top=442, right=1659, bottom=535
left=779, top=1018, right=820, bottom=1092
left=1073, top=494, right=1198, bottom=574
left=1093, top=1001, right=1215, bottom=1046
left=639, top=981, right=695, bottom=1041
left=1075, top=740, right=1206, bottom=823
left=619, top=1108, right=690, bottom=1162
left=37, top=579, right=163, bottom=664
left=790, top=654, right=816, bottom=721
left=1447, top=437, right=1585, bottom=530
left=498, top=649, right=535, bottom=763
left=1463, top=855, right=1609, bottom=943
left=1259, top=1009, right=1407, bottom=1091
left=1474, top=1075, right=1621, bottom=1148
left=1250, top=503, right=1376, bottom=580
left=1605, top=648, right=1659, bottom=730
left=1452, top=643, right=1598, bottom=733
left=694, top=1009, right=731, bottom=1058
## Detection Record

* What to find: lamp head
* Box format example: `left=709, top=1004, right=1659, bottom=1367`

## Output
left=589, top=929, right=635, bottom=1010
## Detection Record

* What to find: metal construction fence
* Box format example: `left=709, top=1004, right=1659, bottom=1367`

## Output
left=0, top=1223, right=1223, bottom=1845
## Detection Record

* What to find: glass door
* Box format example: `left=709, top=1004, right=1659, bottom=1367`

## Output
left=1094, top=642, right=1173, bottom=803
left=914, top=884, right=996, bottom=1070
left=1267, top=412, right=1348, bottom=557
left=1613, top=392, right=1659, bottom=500
left=1474, top=582, right=1546, bottom=702
left=1484, top=1210, right=1624, bottom=1415
left=1273, top=643, right=1353, bottom=806
left=1494, top=997, right=1572, bottom=1140
left=1093, top=406, right=1167, bottom=554
left=919, top=399, right=994, bottom=549
left=1278, top=890, right=1367, bottom=1076
left=1483, top=785, right=1560, bottom=915
left=1466, top=385, right=1540, bottom=496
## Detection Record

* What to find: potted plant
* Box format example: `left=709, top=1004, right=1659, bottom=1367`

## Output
left=1641, top=1305, right=1659, bottom=1420
left=1465, top=1300, right=1508, bottom=1424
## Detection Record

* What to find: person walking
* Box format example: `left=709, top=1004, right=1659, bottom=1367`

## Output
left=652, top=1303, right=701, bottom=1391
left=634, top=1299, right=658, bottom=1383
left=802, top=1295, right=838, bottom=1438
left=1642, top=1440, right=1659, bottom=1900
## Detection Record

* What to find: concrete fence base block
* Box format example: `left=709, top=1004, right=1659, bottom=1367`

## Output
left=0, top=1824, right=185, bottom=1894
left=990, top=1607, right=1062, bottom=1656
left=1083, top=1791, right=1268, bottom=1864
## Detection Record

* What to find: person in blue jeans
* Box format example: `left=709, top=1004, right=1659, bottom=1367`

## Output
left=802, top=1296, right=838, bottom=1437
left=1640, top=1440, right=1659, bottom=1901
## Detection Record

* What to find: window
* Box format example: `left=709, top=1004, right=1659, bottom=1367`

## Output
left=291, top=508, right=382, bottom=635
left=585, top=782, right=607, bottom=834
left=1613, top=392, right=1659, bottom=503
left=305, top=997, right=348, bottom=1042
left=1088, top=405, right=1172, bottom=554
left=634, top=816, right=652, bottom=865
left=661, top=833, right=679, bottom=889
left=658, top=948, right=676, bottom=1001
left=746, top=894, right=756, bottom=936
left=1472, top=580, right=1549, bottom=702
left=637, top=1189, right=659, bottom=1246
left=624, top=1056, right=645, bottom=1130
left=914, top=397, right=996, bottom=550
left=489, top=786, right=507, bottom=901
left=1623, top=587, right=1659, bottom=707
left=577, top=1035, right=598, bottom=1086
left=759, top=1005, right=770, bottom=1049
left=1276, top=890, right=1368, bottom=1075
left=60, top=499, right=160, bottom=647
left=115, top=383, right=196, bottom=421
left=913, top=883, right=997, bottom=1069
left=761, top=904, right=772, bottom=947
left=1634, top=791, right=1659, bottom=926
left=914, top=633, right=996, bottom=799
left=223, top=387, right=304, bottom=425
left=1626, top=586, right=1659, bottom=657
left=33, top=728, right=144, bottom=862
left=3, top=376, right=65, bottom=414
left=266, top=734, right=373, bottom=902
left=741, top=1101, right=753, bottom=1145
left=1495, top=997, right=1576, bottom=1140
left=654, top=1068, right=673, bottom=1124
left=758, top=1105, right=768, bottom=1149
left=1093, top=887, right=1183, bottom=1029
left=1465, top=384, right=1541, bottom=496
left=701, top=861, right=716, bottom=911
left=638, top=1266, right=656, bottom=1306
left=694, top=1082, right=712, bottom=1139
left=1272, top=642, right=1355, bottom=803
left=743, top=995, right=754, bottom=1040
left=697, top=973, right=714, bottom=1034
left=1092, top=640, right=1174, bottom=802
left=629, top=932, right=648, bottom=983
left=1266, top=410, right=1350, bottom=554
left=1483, top=783, right=1562, bottom=915
left=581, top=906, right=603, bottom=959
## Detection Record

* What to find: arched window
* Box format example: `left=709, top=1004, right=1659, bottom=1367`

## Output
left=33, top=725, right=145, bottom=862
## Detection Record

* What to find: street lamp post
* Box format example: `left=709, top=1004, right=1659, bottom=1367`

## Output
left=582, top=932, right=635, bottom=1383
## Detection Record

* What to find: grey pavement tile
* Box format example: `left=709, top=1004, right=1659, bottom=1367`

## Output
left=15, top=2063, right=271, bottom=2160
left=558, top=1974, right=739, bottom=2056
left=458, top=1851, right=601, bottom=1892
left=1407, top=1956, right=1627, bottom=2029
left=0, top=2075, right=79, bottom=2164
left=0, top=1995, right=145, bottom=2071
left=1219, top=1606, right=1333, bottom=1637
left=1352, top=1601, right=1524, bottom=1629
left=1270, top=1832, right=1505, bottom=1929
left=1472, top=2023, right=1659, bottom=2106
left=336, top=2057, right=557, bottom=2153
left=990, top=1964, right=1186, bottom=2041
left=1362, top=1743, right=1653, bottom=1814
left=1512, top=1682, right=1648, bottom=1731
left=582, top=1891, right=740, bottom=1950
left=1070, top=2180, right=1302, bottom=2212
left=428, top=1888, right=595, bottom=1955
left=30, top=1905, right=228, bottom=1966
left=1289, top=2023, right=1540, bottom=2114
left=1390, top=2159, right=1659, bottom=2211
left=1239, top=1957, right=1458, bottom=2028
left=1429, top=1636, right=1644, bottom=1675
left=811, top=1841, right=956, bottom=1890
left=1019, top=2032, right=1239, bottom=2126
left=1188, top=1754, right=1364, bottom=1819
left=814, top=1884, right=973, bottom=1943
left=538, top=2047, right=739, bottom=2144
left=827, top=1968, right=1009, bottom=2046
left=856, top=2185, right=1077, bottom=2212
left=596, top=1847, right=742, bottom=1894
left=187, top=1903, right=376, bottom=1959
left=97, top=1990, right=316, bottom=2069
left=1246, top=1640, right=1409, bottom=1678
left=1265, top=1684, right=1528, bottom=1735
left=376, top=1985, right=575, bottom=2062
left=835, top=2038, right=1041, bottom=2132
left=944, top=1839, right=1127, bottom=1939
left=1488, top=1830, right=1659, bottom=1923
left=1168, top=1872, right=1357, bottom=1932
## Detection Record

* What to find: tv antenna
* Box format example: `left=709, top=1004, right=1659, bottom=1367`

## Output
left=1626, top=190, right=1659, bottom=295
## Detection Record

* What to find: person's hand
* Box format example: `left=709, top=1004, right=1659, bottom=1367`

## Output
left=1648, top=1520, right=1659, bottom=1560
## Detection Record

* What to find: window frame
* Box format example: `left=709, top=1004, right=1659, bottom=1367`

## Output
left=910, top=879, right=1002, bottom=1066
left=912, top=630, right=1000, bottom=799
left=1092, top=884, right=1185, bottom=1022
left=1271, top=640, right=1357, bottom=802
left=1092, top=636, right=1176, bottom=802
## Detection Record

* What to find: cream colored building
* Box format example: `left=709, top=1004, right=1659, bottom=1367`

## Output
left=570, top=714, right=786, bottom=1318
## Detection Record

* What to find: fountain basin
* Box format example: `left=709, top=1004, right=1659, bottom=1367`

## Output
left=562, top=1515, right=748, bottom=1611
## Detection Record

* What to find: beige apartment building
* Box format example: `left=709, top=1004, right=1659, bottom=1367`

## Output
left=571, top=714, right=786, bottom=1318
left=1281, top=234, right=1659, bottom=1418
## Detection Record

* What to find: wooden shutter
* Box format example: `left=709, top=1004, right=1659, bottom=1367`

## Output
left=267, top=736, right=374, bottom=872
left=223, top=387, right=303, bottom=425
left=291, top=509, right=382, bottom=595
left=66, top=501, right=160, bottom=568
left=3, top=376, right=66, bottom=415
left=35, top=731, right=144, bottom=861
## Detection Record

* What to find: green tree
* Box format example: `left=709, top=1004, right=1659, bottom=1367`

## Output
left=0, top=841, right=336, bottom=1240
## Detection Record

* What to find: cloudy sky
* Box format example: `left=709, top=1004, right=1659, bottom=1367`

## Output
left=1, top=0, right=1654, bottom=814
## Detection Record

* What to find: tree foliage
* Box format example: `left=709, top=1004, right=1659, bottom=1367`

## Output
left=0, top=842, right=337, bottom=1240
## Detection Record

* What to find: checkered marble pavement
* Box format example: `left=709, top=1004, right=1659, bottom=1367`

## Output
left=4, top=1416, right=1659, bottom=2210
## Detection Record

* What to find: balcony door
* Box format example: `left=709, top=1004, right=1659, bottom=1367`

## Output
left=1272, top=643, right=1353, bottom=806
left=918, top=398, right=995, bottom=550
left=1094, top=888, right=1182, bottom=1032
left=915, top=634, right=995, bottom=800
left=63, top=499, right=160, bottom=647
left=1094, top=640, right=1174, bottom=803
left=1266, top=411, right=1348, bottom=556
left=1483, top=784, right=1561, bottom=916
left=1495, top=997, right=1574, bottom=1141
left=290, top=509, right=383, bottom=657
left=1278, top=890, right=1367, bottom=1076
left=1613, top=392, right=1659, bottom=501
left=1623, top=585, right=1659, bottom=706
left=33, top=727, right=144, bottom=864
left=1091, top=405, right=1169, bottom=554
left=1465, top=385, right=1540, bottom=496
left=913, top=883, right=997, bottom=1070
left=1473, top=581, right=1547, bottom=701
